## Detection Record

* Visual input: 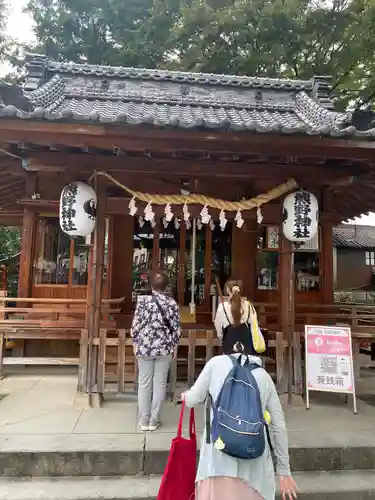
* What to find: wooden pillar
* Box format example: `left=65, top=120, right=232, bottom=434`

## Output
left=279, top=231, right=294, bottom=396
left=203, top=225, right=212, bottom=311
left=177, top=223, right=186, bottom=305
left=92, top=177, right=107, bottom=341
left=244, top=219, right=257, bottom=300
left=321, top=219, right=334, bottom=304
left=152, top=222, right=160, bottom=270
left=18, top=173, right=38, bottom=298
left=111, top=215, right=134, bottom=315
left=81, top=175, right=107, bottom=403
left=231, top=218, right=257, bottom=300
left=17, top=173, right=37, bottom=359
left=321, top=189, right=334, bottom=304
left=18, top=210, right=36, bottom=298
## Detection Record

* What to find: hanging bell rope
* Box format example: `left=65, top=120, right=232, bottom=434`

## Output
left=90, top=170, right=298, bottom=212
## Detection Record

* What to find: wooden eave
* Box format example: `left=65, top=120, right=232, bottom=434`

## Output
left=0, top=119, right=375, bottom=220
left=1, top=119, right=375, bottom=161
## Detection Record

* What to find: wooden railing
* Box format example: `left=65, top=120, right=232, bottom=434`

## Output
left=0, top=299, right=374, bottom=400
left=254, top=302, right=375, bottom=332
left=89, top=328, right=286, bottom=400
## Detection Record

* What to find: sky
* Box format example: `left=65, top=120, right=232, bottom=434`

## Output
left=6, top=0, right=34, bottom=44
left=2, top=1, right=375, bottom=226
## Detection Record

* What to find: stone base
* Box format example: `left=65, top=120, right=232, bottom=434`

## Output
left=73, top=392, right=103, bottom=409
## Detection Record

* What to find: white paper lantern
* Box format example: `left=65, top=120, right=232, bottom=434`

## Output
left=59, top=182, right=97, bottom=237
left=282, top=190, right=318, bottom=243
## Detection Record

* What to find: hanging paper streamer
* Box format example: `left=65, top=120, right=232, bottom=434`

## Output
left=183, top=202, right=190, bottom=223
left=200, top=205, right=211, bottom=224
left=151, top=219, right=156, bottom=228
left=197, top=219, right=203, bottom=231
left=144, top=202, right=155, bottom=222
left=164, top=204, right=174, bottom=222
left=129, top=197, right=138, bottom=216
left=219, top=210, right=227, bottom=231
left=257, top=206, right=263, bottom=224
left=175, top=218, right=180, bottom=230
left=209, top=219, right=215, bottom=231
left=235, top=210, right=244, bottom=229
left=185, top=219, right=192, bottom=230
left=162, top=217, right=169, bottom=229
left=138, top=216, right=145, bottom=228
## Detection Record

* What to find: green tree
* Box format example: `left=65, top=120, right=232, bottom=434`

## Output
left=0, top=227, right=20, bottom=296
left=23, top=0, right=375, bottom=108
left=25, top=0, right=182, bottom=67
left=0, top=0, right=11, bottom=61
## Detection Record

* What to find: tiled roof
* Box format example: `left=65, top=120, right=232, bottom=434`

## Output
left=333, top=224, right=375, bottom=248
left=0, top=53, right=373, bottom=137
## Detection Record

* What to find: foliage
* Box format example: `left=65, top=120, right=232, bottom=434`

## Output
left=21, top=0, right=375, bottom=109
left=0, top=0, right=11, bottom=61
left=0, top=227, right=20, bottom=296
left=25, top=0, right=182, bottom=68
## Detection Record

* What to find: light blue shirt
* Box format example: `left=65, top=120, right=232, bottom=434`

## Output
left=184, top=354, right=291, bottom=500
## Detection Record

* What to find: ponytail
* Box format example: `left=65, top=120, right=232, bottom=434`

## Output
left=230, top=288, right=242, bottom=327
left=224, top=279, right=243, bottom=327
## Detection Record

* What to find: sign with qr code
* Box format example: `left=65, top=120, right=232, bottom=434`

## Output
left=305, top=325, right=357, bottom=413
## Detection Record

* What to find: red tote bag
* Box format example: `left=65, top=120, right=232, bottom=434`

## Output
left=157, top=401, right=197, bottom=500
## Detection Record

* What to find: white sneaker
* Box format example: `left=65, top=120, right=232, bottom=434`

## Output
left=139, top=423, right=149, bottom=432
left=148, top=421, right=160, bottom=432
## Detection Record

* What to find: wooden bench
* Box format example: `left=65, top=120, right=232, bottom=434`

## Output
left=0, top=296, right=125, bottom=375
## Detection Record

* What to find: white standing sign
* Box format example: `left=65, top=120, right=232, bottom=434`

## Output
left=305, top=325, right=357, bottom=414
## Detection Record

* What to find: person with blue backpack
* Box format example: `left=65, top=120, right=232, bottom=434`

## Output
left=181, top=280, right=297, bottom=500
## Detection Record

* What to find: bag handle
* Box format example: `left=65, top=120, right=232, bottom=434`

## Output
left=177, top=400, right=196, bottom=439
left=152, top=294, right=172, bottom=333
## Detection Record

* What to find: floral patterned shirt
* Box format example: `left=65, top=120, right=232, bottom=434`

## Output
left=131, top=292, right=181, bottom=357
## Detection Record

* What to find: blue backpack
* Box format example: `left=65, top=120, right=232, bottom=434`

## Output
left=206, top=355, right=272, bottom=460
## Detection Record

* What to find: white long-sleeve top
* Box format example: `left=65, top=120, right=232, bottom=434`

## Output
left=184, top=354, right=291, bottom=500
left=214, top=299, right=252, bottom=340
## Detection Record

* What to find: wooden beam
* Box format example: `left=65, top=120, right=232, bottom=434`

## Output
left=26, top=152, right=365, bottom=181
left=1, top=119, right=375, bottom=161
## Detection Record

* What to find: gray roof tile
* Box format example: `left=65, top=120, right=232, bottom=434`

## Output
left=0, top=54, right=373, bottom=137
left=333, top=225, right=375, bottom=248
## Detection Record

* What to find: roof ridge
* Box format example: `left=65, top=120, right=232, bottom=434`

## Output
left=43, top=59, right=314, bottom=90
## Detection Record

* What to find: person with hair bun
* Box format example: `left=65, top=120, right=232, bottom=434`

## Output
left=131, top=269, right=181, bottom=432
left=214, top=279, right=265, bottom=356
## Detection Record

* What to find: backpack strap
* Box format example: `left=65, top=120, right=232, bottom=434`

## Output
left=246, top=302, right=251, bottom=325
left=205, top=393, right=213, bottom=444
left=247, top=363, right=274, bottom=454
left=222, top=302, right=232, bottom=325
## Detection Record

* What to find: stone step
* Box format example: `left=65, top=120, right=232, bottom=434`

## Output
left=1, top=434, right=375, bottom=478
left=1, top=445, right=375, bottom=477
left=1, top=471, right=375, bottom=499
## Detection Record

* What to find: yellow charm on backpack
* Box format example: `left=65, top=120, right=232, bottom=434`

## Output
left=248, top=301, right=266, bottom=354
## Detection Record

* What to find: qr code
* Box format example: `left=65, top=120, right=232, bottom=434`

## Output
left=320, top=356, right=338, bottom=374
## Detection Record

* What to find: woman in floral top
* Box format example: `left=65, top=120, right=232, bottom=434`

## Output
left=131, top=270, right=181, bottom=431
